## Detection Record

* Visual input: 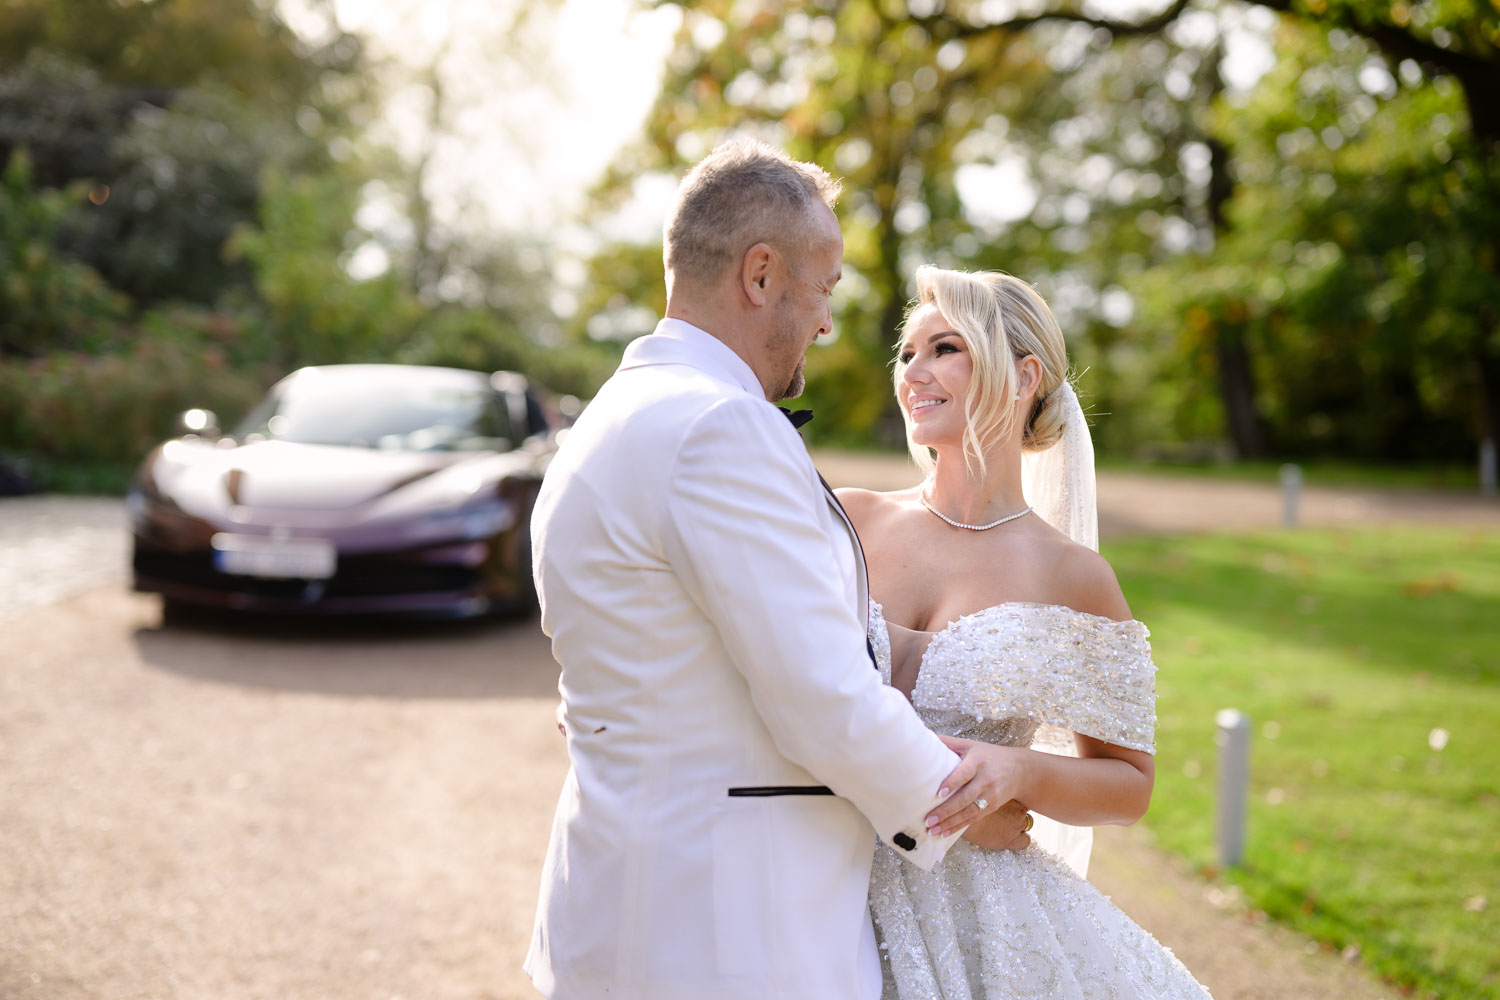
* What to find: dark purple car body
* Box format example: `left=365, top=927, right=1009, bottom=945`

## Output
left=129, top=364, right=563, bottom=617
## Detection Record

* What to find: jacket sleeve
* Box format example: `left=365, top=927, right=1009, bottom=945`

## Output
left=660, top=395, right=962, bottom=870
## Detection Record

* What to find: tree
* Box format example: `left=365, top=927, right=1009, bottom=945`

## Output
left=598, top=0, right=1497, bottom=461
left=227, top=168, right=420, bottom=369
left=588, top=2, right=1070, bottom=442
left=0, top=0, right=364, bottom=119
left=1126, top=21, right=1497, bottom=460
left=904, top=0, right=1500, bottom=455
left=345, top=0, right=563, bottom=307
left=0, top=0, right=369, bottom=310
left=587, top=2, right=1227, bottom=450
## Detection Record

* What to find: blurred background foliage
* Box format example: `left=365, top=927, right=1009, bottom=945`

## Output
left=0, top=0, right=612, bottom=490
left=1, top=0, right=1497, bottom=486
left=583, top=0, right=1499, bottom=465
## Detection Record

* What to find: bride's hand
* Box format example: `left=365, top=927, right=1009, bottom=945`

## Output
left=926, top=736, right=1026, bottom=837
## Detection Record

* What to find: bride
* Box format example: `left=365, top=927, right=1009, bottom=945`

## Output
left=837, top=266, right=1213, bottom=999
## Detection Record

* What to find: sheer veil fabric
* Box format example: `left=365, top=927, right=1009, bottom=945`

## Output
left=1019, top=380, right=1098, bottom=876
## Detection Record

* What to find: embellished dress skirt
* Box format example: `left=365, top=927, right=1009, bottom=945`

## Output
left=866, top=600, right=1213, bottom=999
left=870, top=838, right=1209, bottom=999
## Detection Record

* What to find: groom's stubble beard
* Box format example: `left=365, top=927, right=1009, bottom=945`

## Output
left=769, top=297, right=809, bottom=402
left=778, top=360, right=806, bottom=401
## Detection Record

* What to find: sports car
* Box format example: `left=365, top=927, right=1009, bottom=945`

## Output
left=128, top=364, right=564, bottom=618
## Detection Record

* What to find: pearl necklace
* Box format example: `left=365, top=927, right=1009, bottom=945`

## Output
left=920, top=494, right=1033, bottom=531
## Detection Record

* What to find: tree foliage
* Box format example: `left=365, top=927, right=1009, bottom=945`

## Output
left=588, top=0, right=1498, bottom=462
left=225, top=167, right=417, bottom=367
left=0, top=0, right=364, bottom=117
left=907, top=0, right=1500, bottom=456
left=587, top=3, right=1224, bottom=447
left=1133, top=22, right=1499, bottom=459
left=0, top=149, right=127, bottom=357
left=587, top=3, right=1058, bottom=443
left=0, top=0, right=366, bottom=310
left=0, top=0, right=595, bottom=482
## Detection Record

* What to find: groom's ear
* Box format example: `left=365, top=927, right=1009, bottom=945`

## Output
left=740, top=242, right=777, bottom=308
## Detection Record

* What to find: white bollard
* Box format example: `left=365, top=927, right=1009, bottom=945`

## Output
left=1481, top=439, right=1497, bottom=499
left=1215, top=709, right=1252, bottom=868
left=1279, top=463, right=1302, bottom=528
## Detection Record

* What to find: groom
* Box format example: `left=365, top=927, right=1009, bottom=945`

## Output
left=526, top=139, right=1027, bottom=1000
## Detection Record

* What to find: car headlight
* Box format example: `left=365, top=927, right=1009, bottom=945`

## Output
left=409, top=498, right=515, bottom=542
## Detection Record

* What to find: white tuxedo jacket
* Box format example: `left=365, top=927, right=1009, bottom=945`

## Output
left=525, top=320, right=962, bottom=999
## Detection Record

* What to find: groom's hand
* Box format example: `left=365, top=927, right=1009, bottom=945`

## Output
left=962, top=799, right=1032, bottom=851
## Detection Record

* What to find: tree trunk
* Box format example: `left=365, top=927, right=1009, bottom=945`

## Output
left=1201, top=50, right=1266, bottom=459
left=1467, top=81, right=1500, bottom=473
left=1216, top=324, right=1267, bottom=459
left=1476, top=336, right=1500, bottom=453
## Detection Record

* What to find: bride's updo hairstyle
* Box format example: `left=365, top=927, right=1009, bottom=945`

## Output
left=897, top=265, right=1071, bottom=477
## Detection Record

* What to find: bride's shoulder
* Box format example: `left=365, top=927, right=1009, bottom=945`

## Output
left=1045, top=535, right=1133, bottom=623
left=834, top=485, right=915, bottom=527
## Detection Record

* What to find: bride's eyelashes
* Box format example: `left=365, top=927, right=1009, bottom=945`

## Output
left=897, top=342, right=962, bottom=365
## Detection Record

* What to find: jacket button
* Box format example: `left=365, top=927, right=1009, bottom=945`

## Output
left=893, top=832, right=917, bottom=851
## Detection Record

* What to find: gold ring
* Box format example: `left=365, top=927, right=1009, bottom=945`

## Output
left=1023, top=813, right=1035, bottom=833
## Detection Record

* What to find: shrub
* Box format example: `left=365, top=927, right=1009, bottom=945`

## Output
left=0, top=316, right=271, bottom=471
left=0, top=149, right=129, bottom=357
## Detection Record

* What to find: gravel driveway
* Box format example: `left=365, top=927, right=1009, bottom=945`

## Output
left=2, top=588, right=567, bottom=1000
left=6, top=462, right=1472, bottom=999
left=0, top=496, right=129, bottom=623
left=814, top=452, right=1500, bottom=538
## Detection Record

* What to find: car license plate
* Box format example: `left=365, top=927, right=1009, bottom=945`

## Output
left=211, top=533, right=336, bottom=579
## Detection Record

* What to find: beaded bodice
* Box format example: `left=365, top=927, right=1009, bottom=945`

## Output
left=869, top=601, right=1157, bottom=754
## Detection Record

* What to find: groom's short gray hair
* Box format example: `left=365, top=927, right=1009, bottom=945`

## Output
left=664, top=138, right=842, bottom=294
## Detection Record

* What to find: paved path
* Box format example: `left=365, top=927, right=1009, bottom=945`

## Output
left=7, top=466, right=1481, bottom=999
left=2, top=588, right=564, bottom=1000
left=814, top=451, right=1500, bottom=538
left=0, top=496, right=128, bottom=623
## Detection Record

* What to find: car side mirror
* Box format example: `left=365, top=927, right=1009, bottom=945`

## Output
left=177, top=408, right=220, bottom=441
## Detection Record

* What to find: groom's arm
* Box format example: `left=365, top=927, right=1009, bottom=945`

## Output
left=661, top=396, right=965, bottom=870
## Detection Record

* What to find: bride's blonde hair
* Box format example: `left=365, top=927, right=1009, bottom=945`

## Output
left=895, top=266, right=1071, bottom=478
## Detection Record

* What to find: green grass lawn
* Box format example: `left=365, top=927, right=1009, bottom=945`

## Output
left=1105, top=526, right=1499, bottom=998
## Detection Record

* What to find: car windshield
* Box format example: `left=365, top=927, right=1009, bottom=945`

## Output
left=234, top=373, right=514, bottom=452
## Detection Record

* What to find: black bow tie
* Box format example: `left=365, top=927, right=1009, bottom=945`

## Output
left=778, top=406, right=814, bottom=430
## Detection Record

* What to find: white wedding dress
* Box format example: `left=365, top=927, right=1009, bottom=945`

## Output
left=867, top=599, right=1213, bottom=1000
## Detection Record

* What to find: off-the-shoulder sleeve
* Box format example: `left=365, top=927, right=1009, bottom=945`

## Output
left=914, top=605, right=1158, bottom=754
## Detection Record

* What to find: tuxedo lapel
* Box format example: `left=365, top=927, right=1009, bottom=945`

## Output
left=817, top=471, right=870, bottom=632
left=776, top=407, right=874, bottom=660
